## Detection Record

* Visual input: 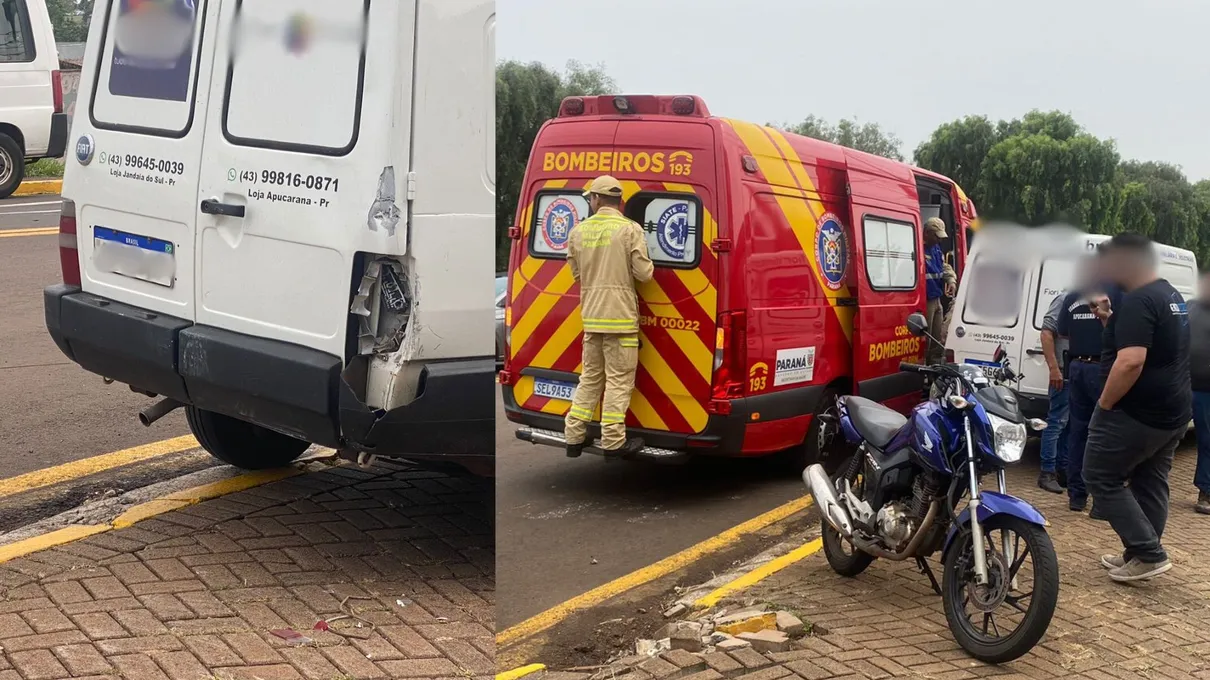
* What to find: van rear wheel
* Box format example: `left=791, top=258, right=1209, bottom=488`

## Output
left=789, top=388, right=849, bottom=475
left=185, top=406, right=310, bottom=470
left=0, top=134, right=24, bottom=200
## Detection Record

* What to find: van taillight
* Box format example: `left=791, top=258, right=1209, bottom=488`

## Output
left=671, top=96, right=695, bottom=115
left=561, top=97, right=584, bottom=116
left=710, top=310, right=747, bottom=407
left=58, top=199, right=80, bottom=287
left=51, top=70, right=63, bottom=114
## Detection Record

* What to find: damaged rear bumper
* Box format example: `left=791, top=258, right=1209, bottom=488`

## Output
left=44, top=284, right=494, bottom=462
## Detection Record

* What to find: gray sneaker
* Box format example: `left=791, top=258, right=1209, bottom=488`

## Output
left=1108, top=558, right=1172, bottom=583
left=1196, top=492, right=1210, bottom=515
left=1101, top=553, right=1126, bottom=570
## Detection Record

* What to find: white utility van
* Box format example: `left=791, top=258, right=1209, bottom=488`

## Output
left=0, top=0, right=67, bottom=198
left=947, top=225, right=1198, bottom=418
left=45, top=0, right=496, bottom=475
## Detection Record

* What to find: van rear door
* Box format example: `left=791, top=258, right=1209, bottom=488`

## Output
left=194, top=0, right=411, bottom=358
left=69, top=0, right=218, bottom=318
left=1018, top=257, right=1075, bottom=399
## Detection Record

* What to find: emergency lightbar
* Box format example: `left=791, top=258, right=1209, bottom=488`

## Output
left=558, top=95, right=710, bottom=118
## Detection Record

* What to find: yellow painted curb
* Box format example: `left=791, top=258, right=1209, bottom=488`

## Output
left=496, top=495, right=814, bottom=647
left=11, top=179, right=62, bottom=196
left=0, top=525, right=110, bottom=563
left=694, top=537, right=824, bottom=608
left=0, top=435, right=199, bottom=500
left=0, top=227, right=58, bottom=239
left=496, top=663, right=546, bottom=680
left=0, top=466, right=305, bottom=564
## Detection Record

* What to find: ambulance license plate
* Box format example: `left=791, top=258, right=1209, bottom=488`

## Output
left=533, top=378, right=576, bottom=402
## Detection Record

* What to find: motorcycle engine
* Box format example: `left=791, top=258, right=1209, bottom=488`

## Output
left=875, top=502, right=917, bottom=552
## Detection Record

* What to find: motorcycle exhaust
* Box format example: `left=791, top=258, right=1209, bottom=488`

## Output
left=803, top=464, right=854, bottom=538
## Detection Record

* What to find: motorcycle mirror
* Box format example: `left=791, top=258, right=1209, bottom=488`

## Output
left=992, top=344, right=1007, bottom=364
left=905, top=312, right=929, bottom=337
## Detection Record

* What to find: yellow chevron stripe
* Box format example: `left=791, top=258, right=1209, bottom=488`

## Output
left=641, top=283, right=711, bottom=382
left=638, top=328, right=708, bottom=432
left=725, top=120, right=855, bottom=343
left=515, top=376, right=535, bottom=407
left=531, top=309, right=583, bottom=369
left=629, top=389, right=668, bottom=430
left=511, top=266, right=575, bottom=354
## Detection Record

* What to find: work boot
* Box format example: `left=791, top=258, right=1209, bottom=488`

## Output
left=1038, top=472, right=1063, bottom=494
left=604, top=437, right=645, bottom=457
left=566, top=442, right=584, bottom=458
left=1069, top=495, right=1087, bottom=512
left=1101, top=552, right=1126, bottom=570
left=1108, top=557, right=1172, bottom=583
left=1089, top=502, right=1109, bottom=522
left=1196, top=492, right=1210, bottom=515
left=1056, top=469, right=1068, bottom=489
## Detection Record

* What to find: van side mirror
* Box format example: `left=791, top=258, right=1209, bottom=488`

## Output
left=905, top=313, right=928, bottom=337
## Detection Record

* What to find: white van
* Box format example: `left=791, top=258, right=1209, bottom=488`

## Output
left=0, top=0, right=67, bottom=198
left=947, top=226, right=1198, bottom=418
left=44, top=0, right=496, bottom=475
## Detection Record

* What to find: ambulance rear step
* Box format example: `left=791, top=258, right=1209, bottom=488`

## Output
left=516, top=427, right=689, bottom=464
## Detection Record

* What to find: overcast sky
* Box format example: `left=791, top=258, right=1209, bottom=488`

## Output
left=499, top=0, right=1210, bottom=180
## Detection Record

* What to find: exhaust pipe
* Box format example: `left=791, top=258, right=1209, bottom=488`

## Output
left=803, top=464, right=854, bottom=538
left=139, top=398, right=183, bottom=427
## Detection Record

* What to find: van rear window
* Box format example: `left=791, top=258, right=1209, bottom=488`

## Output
left=962, top=257, right=1025, bottom=328
left=0, top=0, right=36, bottom=63
left=90, top=0, right=206, bottom=136
left=527, top=190, right=702, bottom=268
left=223, top=0, right=369, bottom=155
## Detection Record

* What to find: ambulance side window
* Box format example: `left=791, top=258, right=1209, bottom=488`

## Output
left=862, top=216, right=917, bottom=291
left=223, top=0, right=369, bottom=154
left=625, top=193, right=701, bottom=269
left=89, top=0, right=207, bottom=135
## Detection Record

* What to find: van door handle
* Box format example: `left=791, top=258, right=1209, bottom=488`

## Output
left=200, top=198, right=245, bottom=218
left=1025, top=348, right=1045, bottom=356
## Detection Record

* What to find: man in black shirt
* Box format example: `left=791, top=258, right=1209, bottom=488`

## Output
left=1084, top=233, right=1190, bottom=583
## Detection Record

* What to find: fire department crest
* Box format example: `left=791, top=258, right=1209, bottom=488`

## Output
left=816, top=214, right=848, bottom=290
left=656, top=202, right=690, bottom=260
left=540, top=198, right=577, bottom=252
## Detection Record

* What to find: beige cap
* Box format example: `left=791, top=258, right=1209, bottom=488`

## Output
left=583, top=175, right=624, bottom=198
left=925, top=216, right=948, bottom=238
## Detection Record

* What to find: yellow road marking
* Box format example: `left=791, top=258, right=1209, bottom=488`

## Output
left=0, top=227, right=57, bottom=238
left=0, top=435, right=199, bottom=500
left=694, top=537, right=823, bottom=608
left=496, top=495, right=814, bottom=647
left=11, top=180, right=62, bottom=197
left=497, top=663, right=546, bottom=680
left=0, top=464, right=311, bottom=565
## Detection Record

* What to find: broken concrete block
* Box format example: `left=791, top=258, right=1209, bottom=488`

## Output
left=775, top=611, right=805, bottom=637
left=635, top=638, right=671, bottom=656
left=669, top=627, right=703, bottom=652
left=716, top=636, right=752, bottom=651
left=715, top=611, right=776, bottom=636
left=737, top=629, right=791, bottom=653
left=663, top=603, right=688, bottom=618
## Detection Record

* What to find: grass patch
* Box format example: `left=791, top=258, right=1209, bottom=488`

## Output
left=26, top=158, right=64, bottom=178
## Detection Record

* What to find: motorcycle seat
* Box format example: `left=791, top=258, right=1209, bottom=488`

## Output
left=844, top=396, right=908, bottom=449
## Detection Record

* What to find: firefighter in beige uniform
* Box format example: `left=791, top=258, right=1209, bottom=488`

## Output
left=564, top=176, right=655, bottom=457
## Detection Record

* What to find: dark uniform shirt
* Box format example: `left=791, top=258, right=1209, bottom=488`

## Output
left=1102, top=279, right=1191, bottom=430
left=1056, top=291, right=1103, bottom=365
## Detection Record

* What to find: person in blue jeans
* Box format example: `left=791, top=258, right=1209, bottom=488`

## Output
left=1189, top=271, right=1210, bottom=515
left=1038, top=290, right=1069, bottom=493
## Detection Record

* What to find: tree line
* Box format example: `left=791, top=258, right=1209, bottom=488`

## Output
left=497, top=60, right=1210, bottom=269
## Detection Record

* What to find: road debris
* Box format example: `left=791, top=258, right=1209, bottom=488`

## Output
left=270, top=629, right=312, bottom=645
left=737, top=629, right=790, bottom=652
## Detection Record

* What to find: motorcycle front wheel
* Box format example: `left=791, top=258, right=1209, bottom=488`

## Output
left=821, top=453, right=875, bottom=577
left=942, top=514, right=1059, bottom=663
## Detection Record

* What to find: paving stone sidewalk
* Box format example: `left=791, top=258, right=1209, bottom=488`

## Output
left=538, top=444, right=1210, bottom=680
left=0, top=462, right=494, bottom=680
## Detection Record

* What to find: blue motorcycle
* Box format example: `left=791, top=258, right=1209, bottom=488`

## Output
left=803, top=312, right=1059, bottom=663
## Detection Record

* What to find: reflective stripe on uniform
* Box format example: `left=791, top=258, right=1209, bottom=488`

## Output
left=926, top=272, right=944, bottom=279
left=619, top=337, right=640, bottom=348
left=569, top=405, right=595, bottom=421
left=601, top=411, right=626, bottom=424
left=584, top=318, right=638, bottom=332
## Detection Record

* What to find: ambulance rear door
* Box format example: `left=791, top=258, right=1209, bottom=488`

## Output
left=194, top=0, right=413, bottom=359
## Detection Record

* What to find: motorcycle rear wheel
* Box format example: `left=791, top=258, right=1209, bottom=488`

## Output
left=821, top=453, right=875, bottom=577
left=942, top=515, right=1059, bottom=663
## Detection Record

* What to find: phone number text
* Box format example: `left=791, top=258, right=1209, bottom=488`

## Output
left=105, top=154, right=186, bottom=175
left=237, top=169, right=340, bottom=192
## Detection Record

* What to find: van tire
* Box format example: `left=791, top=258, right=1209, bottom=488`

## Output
left=0, top=134, right=24, bottom=200
left=185, top=406, right=310, bottom=470
left=793, top=387, right=849, bottom=475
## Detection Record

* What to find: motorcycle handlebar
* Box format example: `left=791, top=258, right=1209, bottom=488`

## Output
left=899, top=361, right=927, bottom=373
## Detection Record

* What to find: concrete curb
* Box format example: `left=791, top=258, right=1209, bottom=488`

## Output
left=496, top=663, right=546, bottom=680
left=12, top=179, right=62, bottom=196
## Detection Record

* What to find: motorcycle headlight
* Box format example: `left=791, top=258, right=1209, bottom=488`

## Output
left=987, top=413, right=1027, bottom=463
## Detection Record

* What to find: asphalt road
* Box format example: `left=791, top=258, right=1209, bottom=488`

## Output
left=495, top=392, right=809, bottom=629
left=0, top=195, right=192, bottom=479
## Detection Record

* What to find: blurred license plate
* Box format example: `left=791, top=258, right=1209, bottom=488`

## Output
left=533, top=378, right=576, bottom=401
left=963, top=359, right=1001, bottom=379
